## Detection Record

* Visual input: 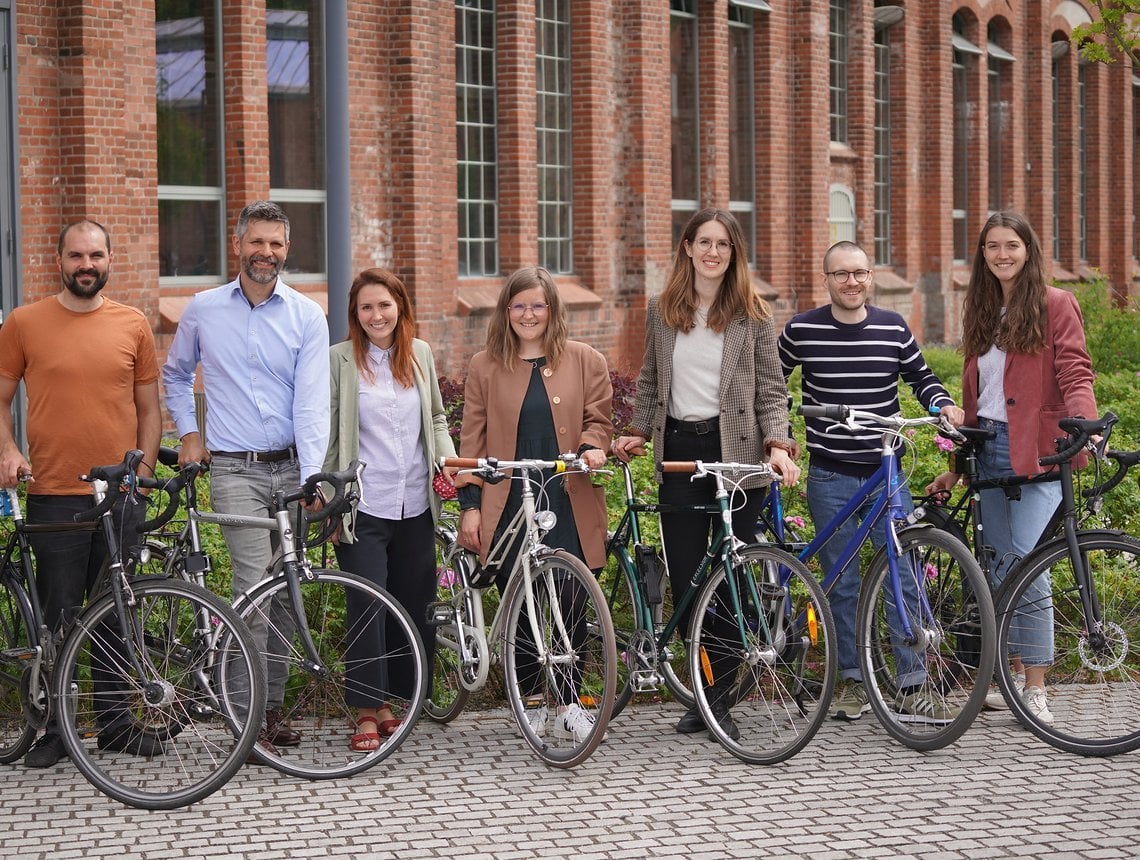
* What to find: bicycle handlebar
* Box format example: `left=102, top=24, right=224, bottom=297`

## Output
left=133, top=461, right=209, bottom=533
left=439, top=454, right=598, bottom=476
left=73, top=450, right=146, bottom=522
left=1039, top=412, right=1117, bottom=466
left=661, top=460, right=778, bottom=479
left=798, top=403, right=962, bottom=441
left=288, top=460, right=364, bottom=526
left=1083, top=447, right=1140, bottom=498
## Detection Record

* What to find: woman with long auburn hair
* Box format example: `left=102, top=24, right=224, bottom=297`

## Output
left=324, top=267, right=456, bottom=750
left=613, top=207, right=800, bottom=741
left=927, top=211, right=1097, bottom=726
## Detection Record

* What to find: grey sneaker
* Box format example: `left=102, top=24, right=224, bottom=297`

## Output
left=894, top=689, right=960, bottom=724
left=984, top=672, right=1025, bottom=710
left=1022, top=685, right=1055, bottom=727
left=830, top=681, right=871, bottom=720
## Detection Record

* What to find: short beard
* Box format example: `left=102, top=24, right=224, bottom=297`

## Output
left=242, top=255, right=283, bottom=285
left=63, top=270, right=108, bottom=299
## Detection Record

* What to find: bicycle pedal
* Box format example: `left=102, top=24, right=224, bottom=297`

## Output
left=1, top=646, right=38, bottom=661
left=426, top=601, right=454, bottom=626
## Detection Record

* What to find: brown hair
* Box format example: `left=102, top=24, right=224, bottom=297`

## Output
left=484, top=266, right=567, bottom=371
left=346, top=268, right=418, bottom=388
left=659, top=208, right=769, bottom=332
left=961, top=211, right=1048, bottom=357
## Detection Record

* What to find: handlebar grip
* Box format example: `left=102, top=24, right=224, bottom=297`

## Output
left=661, top=461, right=697, bottom=474
left=73, top=488, right=119, bottom=523
left=1082, top=448, right=1140, bottom=498
left=798, top=404, right=848, bottom=421
left=136, top=472, right=189, bottom=533
left=84, top=449, right=145, bottom=484
left=441, top=457, right=480, bottom=469
left=1039, top=413, right=1115, bottom=466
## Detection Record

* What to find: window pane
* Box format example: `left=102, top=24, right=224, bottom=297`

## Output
left=537, top=0, right=572, bottom=273
left=267, top=1, right=324, bottom=190
left=276, top=200, right=325, bottom=275
left=456, top=0, right=498, bottom=276
left=159, top=199, right=222, bottom=278
left=873, top=31, right=891, bottom=265
left=670, top=10, right=698, bottom=202
left=156, top=2, right=220, bottom=187
left=829, top=0, right=848, bottom=143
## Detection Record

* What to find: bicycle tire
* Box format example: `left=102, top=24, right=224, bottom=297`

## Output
left=599, top=554, right=638, bottom=718
left=0, top=569, right=38, bottom=763
left=858, top=525, right=995, bottom=751
left=503, top=549, right=616, bottom=768
left=425, top=529, right=474, bottom=723
left=994, top=531, right=1140, bottom=756
left=232, top=568, right=428, bottom=779
left=54, top=577, right=265, bottom=809
left=915, top=502, right=972, bottom=555
left=688, top=544, right=836, bottom=765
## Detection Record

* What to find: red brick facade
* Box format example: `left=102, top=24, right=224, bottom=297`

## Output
left=12, top=1, right=1139, bottom=389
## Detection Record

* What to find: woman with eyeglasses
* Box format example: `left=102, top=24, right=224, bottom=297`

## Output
left=455, top=265, right=613, bottom=743
left=613, top=207, right=800, bottom=741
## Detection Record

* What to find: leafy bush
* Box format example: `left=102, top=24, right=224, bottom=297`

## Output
left=1075, top=276, right=1140, bottom=374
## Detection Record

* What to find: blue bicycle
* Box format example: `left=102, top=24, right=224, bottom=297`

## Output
left=760, top=405, right=995, bottom=751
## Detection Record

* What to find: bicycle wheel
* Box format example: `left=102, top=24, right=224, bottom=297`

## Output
left=0, top=571, right=37, bottom=763
left=233, top=568, right=428, bottom=778
left=425, top=530, right=474, bottom=723
left=858, top=525, right=994, bottom=751
left=502, top=549, right=616, bottom=768
left=54, top=578, right=264, bottom=810
left=599, top=554, right=639, bottom=718
left=688, top=545, right=836, bottom=765
left=994, top=532, right=1140, bottom=756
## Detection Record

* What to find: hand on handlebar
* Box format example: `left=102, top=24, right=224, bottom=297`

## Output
left=613, top=435, right=646, bottom=463
left=767, top=448, right=800, bottom=487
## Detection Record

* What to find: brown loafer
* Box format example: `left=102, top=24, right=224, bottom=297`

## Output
left=264, top=709, right=302, bottom=747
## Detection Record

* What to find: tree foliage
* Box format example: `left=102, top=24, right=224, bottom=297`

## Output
left=1073, top=1, right=1140, bottom=73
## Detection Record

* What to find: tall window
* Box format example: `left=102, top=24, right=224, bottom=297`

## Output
left=267, top=1, right=325, bottom=277
left=872, top=20, right=891, bottom=265
left=1052, top=43, right=1063, bottom=261
left=728, top=4, right=755, bottom=263
left=829, top=185, right=855, bottom=244
left=1077, top=61, right=1088, bottom=261
left=456, top=0, right=498, bottom=276
left=536, top=0, right=572, bottom=273
left=986, top=24, right=1013, bottom=214
left=951, top=14, right=980, bottom=263
left=670, top=0, right=698, bottom=244
left=1134, top=76, right=1140, bottom=260
left=829, top=0, right=849, bottom=144
left=156, top=0, right=224, bottom=280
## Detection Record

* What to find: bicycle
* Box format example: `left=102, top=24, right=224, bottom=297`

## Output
left=985, top=413, right=1140, bottom=756
left=0, top=450, right=265, bottom=809
left=426, top=453, right=616, bottom=768
left=599, top=456, right=836, bottom=765
left=760, top=405, right=995, bottom=751
left=130, top=450, right=428, bottom=779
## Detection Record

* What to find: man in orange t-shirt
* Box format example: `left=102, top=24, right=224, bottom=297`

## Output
left=0, top=220, right=161, bottom=768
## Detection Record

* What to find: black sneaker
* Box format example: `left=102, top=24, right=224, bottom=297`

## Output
left=709, top=700, right=741, bottom=741
left=25, top=733, right=67, bottom=768
left=674, top=704, right=706, bottom=734
left=97, top=723, right=164, bottom=757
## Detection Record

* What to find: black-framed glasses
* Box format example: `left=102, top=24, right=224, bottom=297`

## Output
left=825, top=269, right=872, bottom=284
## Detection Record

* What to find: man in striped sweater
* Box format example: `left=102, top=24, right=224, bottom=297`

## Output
left=778, top=240, right=964, bottom=723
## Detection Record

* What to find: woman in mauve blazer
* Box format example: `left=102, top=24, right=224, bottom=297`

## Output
left=928, top=212, right=1096, bottom=728
left=324, top=268, right=456, bottom=751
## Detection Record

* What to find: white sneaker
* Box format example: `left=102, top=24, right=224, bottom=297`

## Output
left=1022, top=685, right=1055, bottom=727
left=521, top=706, right=549, bottom=738
left=984, top=672, right=1025, bottom=710
left=553, top=703, right=605, bottom=744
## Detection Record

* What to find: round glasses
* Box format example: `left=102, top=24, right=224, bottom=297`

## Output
left=508, top=302, right=550, bottom=316
left=825, top=269, right=872, bottom=284
left=692, top=238, right=733, bottom=254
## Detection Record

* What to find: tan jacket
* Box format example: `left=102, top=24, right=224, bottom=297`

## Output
left=630, top=296, right=795, bottom=489
left=456, top=340, right=613, bottom=570
left=324, top=338, right=456, bottom=542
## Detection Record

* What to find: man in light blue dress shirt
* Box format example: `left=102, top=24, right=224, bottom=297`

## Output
left=162, top=200, right=330, bottom=755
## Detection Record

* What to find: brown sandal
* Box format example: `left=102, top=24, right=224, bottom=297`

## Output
left=350, top=716, right=382, bottom=752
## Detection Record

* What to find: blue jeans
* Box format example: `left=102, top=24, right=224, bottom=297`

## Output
left=209, top=455, right=301, bottom=710
left=807, top=464, right=925, bottom=686
left=976, top=418, right=1059, bottom=666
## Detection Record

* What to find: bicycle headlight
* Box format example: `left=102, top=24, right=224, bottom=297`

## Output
left=534, top=510, right=557, bottom=533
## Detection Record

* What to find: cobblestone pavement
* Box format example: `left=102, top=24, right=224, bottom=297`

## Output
left=2, top=703, right=1138, bottom=859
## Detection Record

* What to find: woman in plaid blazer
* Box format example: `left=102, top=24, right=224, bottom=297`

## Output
left=613, top=208, right=799, bottom=740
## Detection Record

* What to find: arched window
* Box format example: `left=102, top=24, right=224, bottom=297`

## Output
left=829, top=184, right=856, bottom=244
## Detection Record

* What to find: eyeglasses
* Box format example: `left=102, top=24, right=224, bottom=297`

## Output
left=825, top=269, right=872, bottom=284
left=691, top=238, right=734, bottom=254
left=508, top=302, right=550, bottom=316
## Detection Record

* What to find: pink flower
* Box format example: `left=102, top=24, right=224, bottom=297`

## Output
left=784, top=515, right=806, bottom=529
left=438, top=567, right=457, bottom=588
left=924, top=562, right=938, bottom=581
left=934, top=434, right=955, bottom=453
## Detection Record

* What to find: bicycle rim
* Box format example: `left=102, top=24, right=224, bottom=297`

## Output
left=859, top=526, right=994, bottom=751
left=425, top=530, right=473, bottom=723
left=503, top=550, right=616, bottom=768
left=689, top=545, right=836, bottom=765
left=234, top=569, right=427, bottom=778
left=55, top=579, right=264, bottom=809
left=996, top=533, right=1140, bottom=756
left=0, top=574, right=37, bottom=763
left=599, top=555, right=637, bottom=718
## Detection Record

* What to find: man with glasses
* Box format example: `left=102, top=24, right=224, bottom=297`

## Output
left=777, top=240, right=964, bottom=724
